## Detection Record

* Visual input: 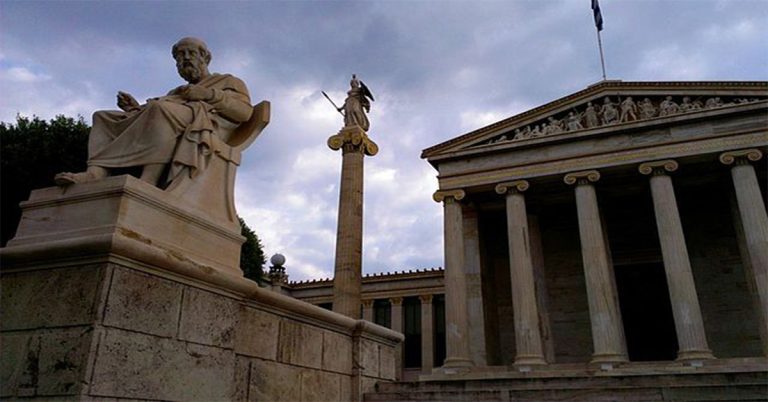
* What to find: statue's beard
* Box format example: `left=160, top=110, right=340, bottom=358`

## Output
left=178, top=61, right=203, bottom=83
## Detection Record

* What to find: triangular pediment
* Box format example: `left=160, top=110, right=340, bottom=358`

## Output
left=421, top=81, right=768, bottom=161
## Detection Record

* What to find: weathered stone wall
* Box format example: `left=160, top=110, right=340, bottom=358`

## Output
left=1, top=262, right=400, bottom=401
left=1, top=178, right=401, bottom=401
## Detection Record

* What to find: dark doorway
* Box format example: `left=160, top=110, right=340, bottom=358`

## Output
left=615, top=263, right=678, bottom=361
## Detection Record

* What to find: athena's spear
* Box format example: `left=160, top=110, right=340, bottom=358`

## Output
left=322, top=91, right=345, bottom=116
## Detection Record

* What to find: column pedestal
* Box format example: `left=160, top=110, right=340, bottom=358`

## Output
left=565, top=170, right=628, bottom=365
left=639, top=160, right=713, bottom=362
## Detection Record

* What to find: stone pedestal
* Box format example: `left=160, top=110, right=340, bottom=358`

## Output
left=496, top=180, right=547, bottom=368
left=639, top=160, right=713, bottom=362
left=0, top=177, right=402, bottom=402
left=328, top=126, right=378, bottom=319
left=433, top=189, right=474, bottom=372
left=720, top=149, right=768, bottom=356
left=564, top=170, right=628, bottom=365
left=4, top=175, right=244, bottom=278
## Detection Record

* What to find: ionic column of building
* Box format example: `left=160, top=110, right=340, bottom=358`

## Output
left=362, top=299, right=374, bottom=322
left=564, top=170, right=628, bottom=365
left=639, top=160, right=714, bottom=361
left=390, top=297, right=404, bottom=333
left=720, top=149, right=768, bottom=355
left=495, top=180, right=547, bottom=367
left=420, top=294, right=434, bottom=371
left=433, top=189, right=474, bottom=371
left=462, top=205, right=488, bottom=366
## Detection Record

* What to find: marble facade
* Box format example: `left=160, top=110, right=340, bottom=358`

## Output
left=412, top=81, right=767, bottom=397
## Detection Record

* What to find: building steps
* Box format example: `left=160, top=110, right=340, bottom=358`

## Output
left=365, top=361, right=768, bottom=402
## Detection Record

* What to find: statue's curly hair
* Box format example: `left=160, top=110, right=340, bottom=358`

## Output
left=172, top=37, right=212, bottom=65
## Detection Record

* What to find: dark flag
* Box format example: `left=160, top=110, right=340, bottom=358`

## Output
left=592, top=0, right=604, bottom=31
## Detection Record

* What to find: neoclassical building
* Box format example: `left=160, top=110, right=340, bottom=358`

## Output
left=290, top=81, right=767, bottom=399
left=407, top=80, right=767, bottom=399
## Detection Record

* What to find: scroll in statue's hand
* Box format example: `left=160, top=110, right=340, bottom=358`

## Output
left=117, top=91, right=141, bottom=112
left=180, top=84, right=214, bottom=102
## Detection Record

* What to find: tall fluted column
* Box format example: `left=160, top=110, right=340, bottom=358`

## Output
left=495, top=180, right=547, bottom=367
left=420, top=295, right=435, bottom=371
left=433, top=189, right=474, bottom=371
left=720, top=149, right=768, bottom=355
left=564, top=170, right=628, bottom=365
left=390, top=297, right=404, bottom=333
left=463, top=206, right=488, bottom=366
left=362, top=299, right=374, bottom=322
left=328, top=126, right=378, bottom=318
left=639, top=160, right=713, bottom=361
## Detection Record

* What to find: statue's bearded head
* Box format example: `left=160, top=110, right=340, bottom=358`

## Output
left=172, top=37, right=211, bottom=83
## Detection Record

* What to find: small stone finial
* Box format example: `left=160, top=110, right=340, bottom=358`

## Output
left=268, top=253, right=288, bottom=285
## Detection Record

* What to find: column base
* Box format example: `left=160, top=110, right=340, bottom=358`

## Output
left=590, top=352, right=628, bottom=365
left=514, top=355, right=548, bottom=367
left=677, top=349, right=715, bottom=362
left=438, top=357, right=474, bottom=374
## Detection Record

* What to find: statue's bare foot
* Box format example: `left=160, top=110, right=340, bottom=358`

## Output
left=54, top=172, right=90, bottom=186
left=54, top=167, right=108, bottom=186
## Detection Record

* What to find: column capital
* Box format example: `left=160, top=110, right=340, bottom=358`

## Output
left=639, top=159, right=679, bottom=176
left=719, top=149, right=763, bottom=166
left=564, top=170, right=601, bottom=186
left=328, top=126, right=379, bottom=156
left=433, top=189, right=466, bottom=203
left=419, top=294, right=434, bottom=304
left=389, top=297, right=403, bottom=306
left=362, top=299, right=374, bottom=308
left=495, top=180, right=530, bottom=195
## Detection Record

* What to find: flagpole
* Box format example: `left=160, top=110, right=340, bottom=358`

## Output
left=596, top=29, right=607, bottom=81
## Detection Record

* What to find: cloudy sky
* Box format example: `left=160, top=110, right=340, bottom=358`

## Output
left=2, top=0, right=766, bottom=281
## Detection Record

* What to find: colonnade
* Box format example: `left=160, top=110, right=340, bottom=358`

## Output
left=362, top=294, right=439, bottom=372
left=433, top=148, right=767, bottom=370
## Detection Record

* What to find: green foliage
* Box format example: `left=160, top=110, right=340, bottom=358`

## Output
left=1, top=115, right=89, bottom=246
left=239, top=216, right=266, bottom=281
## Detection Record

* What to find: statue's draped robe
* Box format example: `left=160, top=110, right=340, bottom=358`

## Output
left=87, top=73, right=252, bottom=184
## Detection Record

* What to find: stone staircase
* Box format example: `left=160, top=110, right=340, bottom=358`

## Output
left=365, top=359, right=768, bottom=401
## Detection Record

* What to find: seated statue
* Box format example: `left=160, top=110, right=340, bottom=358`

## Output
left=55, top=37, right=253, bottom=187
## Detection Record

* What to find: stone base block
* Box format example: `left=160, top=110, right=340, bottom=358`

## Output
left=4, top=175, right=244, bottom=277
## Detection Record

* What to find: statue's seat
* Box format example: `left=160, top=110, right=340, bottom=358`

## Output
left=166, top=101, right=271, bottom=230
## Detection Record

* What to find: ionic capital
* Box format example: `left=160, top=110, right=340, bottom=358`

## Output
left=389, top=297, right=403, bottom=306
left=419, top=294, right=434, bottom=304
left=719, top=149, right=763, bottom=166
left=433, top=189, right=466, bottom=203
left=328, top=126, right=379, bottom=156
left=564, top=170, right=601, bottom=186
left=362, top=299, right=374, bottom=308
left=639, top=159, right=679, bottom=176
left=495, top=180, right=530, bottom=195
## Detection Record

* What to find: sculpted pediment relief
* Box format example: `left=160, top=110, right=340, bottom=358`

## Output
left=476, top=94, right=763, bottom=148
left=422, top=81, right=768, bottom=159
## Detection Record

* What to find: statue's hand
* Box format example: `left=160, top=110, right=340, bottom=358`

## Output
left=180, top=85, right=214, bottom=102
left=117, top=91, right=140, bottom=112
